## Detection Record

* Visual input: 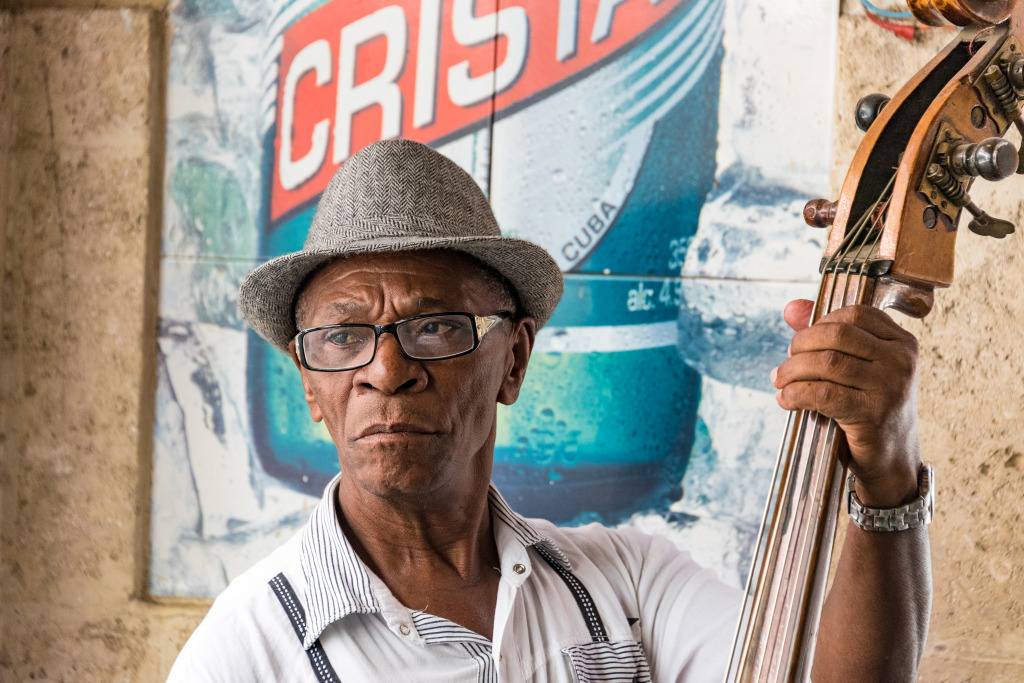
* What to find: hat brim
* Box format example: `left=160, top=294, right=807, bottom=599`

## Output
left=239, top=235, right=564, bottom=353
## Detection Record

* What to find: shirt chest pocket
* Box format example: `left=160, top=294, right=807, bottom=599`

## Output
left=561, top=640, right=652, bottom=683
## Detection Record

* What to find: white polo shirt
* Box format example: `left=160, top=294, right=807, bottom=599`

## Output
left=168, top=475, right=740, bottom=682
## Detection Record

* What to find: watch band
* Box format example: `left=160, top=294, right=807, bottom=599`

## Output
left=847, top=462, right=934, bottom=532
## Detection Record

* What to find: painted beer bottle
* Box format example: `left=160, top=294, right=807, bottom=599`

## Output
left=251, top=0, right=725, bottom=524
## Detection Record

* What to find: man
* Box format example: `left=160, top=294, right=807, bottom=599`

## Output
left=169, top=139, right=931, bottom=682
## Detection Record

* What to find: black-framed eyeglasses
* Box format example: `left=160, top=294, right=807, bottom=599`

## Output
left=295, top=312, right=508, bottom=372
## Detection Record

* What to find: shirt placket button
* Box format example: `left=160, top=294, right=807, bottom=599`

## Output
left=399, top=624, right=411, bottom=636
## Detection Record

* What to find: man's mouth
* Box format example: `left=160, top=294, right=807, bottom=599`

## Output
left=356, top=423, right=439, bottom=441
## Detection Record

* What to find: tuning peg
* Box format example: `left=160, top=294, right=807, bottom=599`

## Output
left=982, top=65, right=1024, bottom=174
left=966, top=207, right=1016, bottom=238
left=803, top=199, right=836, bottom=227
left=926, top=163, right=1016, bottom=238
left=949, top=137, right=1018, bottom=181
left=855, top=94, right=891, bottom=132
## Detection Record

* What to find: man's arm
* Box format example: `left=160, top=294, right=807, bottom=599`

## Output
left=814, top=519, right=931, bottom=681
left=772, top=299, right=932, bottom=682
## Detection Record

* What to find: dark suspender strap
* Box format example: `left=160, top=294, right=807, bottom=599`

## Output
left=534, top=546, right=609, bottom=643
left=269, top=573, right=342, bottom=683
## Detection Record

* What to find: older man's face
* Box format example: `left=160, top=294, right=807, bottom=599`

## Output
left=290, top=251, right=534, bottom=503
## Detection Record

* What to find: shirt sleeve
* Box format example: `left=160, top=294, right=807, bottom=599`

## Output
left=166, top=605, right=247, bottom=683
left=626, top=529, right=742, bottom=683
left=166, top=578, right=311, bottom=683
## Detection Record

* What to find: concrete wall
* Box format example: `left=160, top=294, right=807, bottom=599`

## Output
left=0, top=6, right=205, bottom=680
left=0, top=2, right=1021, bottom=681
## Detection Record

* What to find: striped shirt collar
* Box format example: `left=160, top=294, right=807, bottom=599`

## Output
left=298, top=473, right=570, bottom=650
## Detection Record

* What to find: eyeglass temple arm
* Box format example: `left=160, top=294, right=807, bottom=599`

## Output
left=475, top=314, right=505, bottom=338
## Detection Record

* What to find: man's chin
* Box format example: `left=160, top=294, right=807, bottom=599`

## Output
left=341, top=443, right=455, bottom=499
left=355, top=472, right=457, bottom=506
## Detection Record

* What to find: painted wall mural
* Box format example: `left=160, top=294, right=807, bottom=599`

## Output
left=151, top=0, right=839, bottom=598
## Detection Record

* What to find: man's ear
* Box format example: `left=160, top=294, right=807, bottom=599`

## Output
left=497, top=317, right=536, bottom=406
left=289, top=339, right=324, bottom=423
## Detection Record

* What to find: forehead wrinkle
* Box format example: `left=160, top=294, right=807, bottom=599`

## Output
left=328, top=301, right=358, bottom=314
left=295, top=251, right=513, bottom=329
left=415, top=296, right=450, bottom=310
left=321, top=295, right=455, bottom=322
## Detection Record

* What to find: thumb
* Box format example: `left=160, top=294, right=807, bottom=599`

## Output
left=783, top=299, right=814, bottom=332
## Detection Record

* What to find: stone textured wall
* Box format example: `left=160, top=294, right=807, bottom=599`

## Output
left=0, top=7, right=206, bottom=681
left=0, top=2, right=1021, bottom=681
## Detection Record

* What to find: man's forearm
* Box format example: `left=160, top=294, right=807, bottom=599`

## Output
left=812, top=523, right=932, bottom=682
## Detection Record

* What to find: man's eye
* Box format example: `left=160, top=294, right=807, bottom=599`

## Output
left=421, top=321, right=444, bottom=335
left=415, top=318, right=461, bottom=336
left=324, top=329, right=360, bottom=346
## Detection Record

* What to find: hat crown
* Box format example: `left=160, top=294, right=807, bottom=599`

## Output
left=306, top=139, right=501, bottom=249
left=239, top=138, right=563, bottom=353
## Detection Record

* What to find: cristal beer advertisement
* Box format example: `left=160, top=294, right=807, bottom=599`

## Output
left=152, top=0, right=838, bottom=597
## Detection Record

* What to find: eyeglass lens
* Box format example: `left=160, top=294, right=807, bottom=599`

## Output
left=301, top=314, right=477, bottom=370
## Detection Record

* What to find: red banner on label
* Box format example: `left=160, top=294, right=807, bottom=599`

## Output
left=271, top=0, right=685, bottom=222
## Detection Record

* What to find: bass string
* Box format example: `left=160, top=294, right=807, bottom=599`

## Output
left=781, top=218, right=892, bottom=664
left=747, top=170, right=900, bottom=672
left=767, top=171, right=896, bottom=651
left=821, top=169, right=898, bottom=314
left=779, top=187, right=884, bottom=502
left=815, top=173, right=893, bottom=469
left=806, top=170, right=895, bottom=446
left=815, top=189, right=894, bottom=545
left=816, top=184, right=892, bottom=470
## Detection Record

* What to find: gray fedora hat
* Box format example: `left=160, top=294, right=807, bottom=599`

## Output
left=239, top=138, right=564, bottom=353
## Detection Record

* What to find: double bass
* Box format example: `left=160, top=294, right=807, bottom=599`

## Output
left=726, top=1, right=1023, bottom=680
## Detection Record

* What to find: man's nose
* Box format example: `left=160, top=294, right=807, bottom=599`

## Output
left=355, top=332, right=426, bottom=394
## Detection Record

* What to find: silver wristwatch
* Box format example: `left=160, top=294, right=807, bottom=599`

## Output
left=847, top=462, right=934, bottom=532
